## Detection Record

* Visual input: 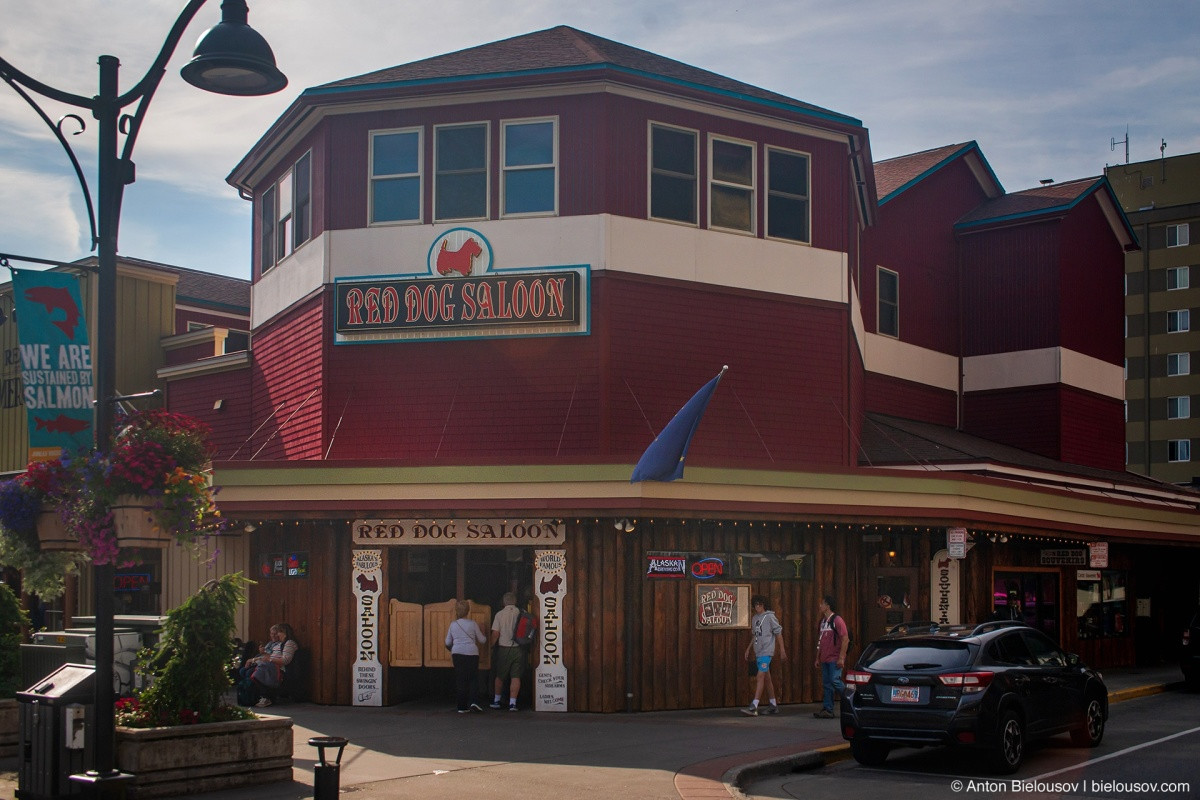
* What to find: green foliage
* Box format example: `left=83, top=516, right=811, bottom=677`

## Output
left=0, top=582, right=30, bottom=698
left=136, top=573, right=250, bottom=720
left=0, top=535, right=83, bottom=601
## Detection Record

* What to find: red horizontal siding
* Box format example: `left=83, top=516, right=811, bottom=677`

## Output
left=316, top=274, right=851, bottom=468
left=165, top=369, right=253, bottom=461
left=247, top=299, right=326, bottom=460
left=864, top=373, right=957, bottom=427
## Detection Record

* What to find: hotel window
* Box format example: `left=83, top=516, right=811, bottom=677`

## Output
left=370, top=129, right=422, bottom=224
left=649, top=124, right=697, bottom=224
left=502, top=118, right=557, bottom=216
left=1169, top=396, right=1191, bottom=420
left=877, top=267, right=899, bottom=337
left=1167, top=223, right=1190, bottom=248
left=435, top=123, right=488, bottom=221
left=1168, top=309, right=1190, bottom=333
left=1167, top=266, right=1190, bottom=290
left=1169, top=439, right=1191, bottom=462
left=766, top=146, right=810, bottom=243
left=259, top=151, right=312, bottom=272
left=709, top=137, right=754, bottom=232
left=1168, top=352, right=1190, bottom=376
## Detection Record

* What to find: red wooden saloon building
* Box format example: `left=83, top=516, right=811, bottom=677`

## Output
left=160, top=28, right=1200, bottom=710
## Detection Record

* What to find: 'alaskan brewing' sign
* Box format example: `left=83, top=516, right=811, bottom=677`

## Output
left=334, top=228, right=588, bottom=343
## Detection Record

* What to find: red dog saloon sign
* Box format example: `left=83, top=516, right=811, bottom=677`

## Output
left=334, top=228, right=588, bottom=343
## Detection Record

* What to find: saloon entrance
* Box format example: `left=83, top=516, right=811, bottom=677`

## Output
left=384, top=546, right=535, bottom=704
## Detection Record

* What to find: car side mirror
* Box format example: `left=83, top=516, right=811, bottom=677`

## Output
left=1066, top=652, right=1082, bottom=667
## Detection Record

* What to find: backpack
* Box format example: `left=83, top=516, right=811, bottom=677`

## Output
left=827, top=613, right=851, bottom=648
left=512, top=610, right=538, bottom=647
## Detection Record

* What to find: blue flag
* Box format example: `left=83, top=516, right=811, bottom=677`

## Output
left=631, top=367, right=727, bottom=482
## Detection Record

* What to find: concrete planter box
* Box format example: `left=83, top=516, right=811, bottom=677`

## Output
left=0, top=698, right=17, bottom=758
left=115, top=713, right=292, bottom=798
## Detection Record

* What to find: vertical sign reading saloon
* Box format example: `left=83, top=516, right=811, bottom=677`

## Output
left=534, top=549, right=568, bottom=712
left=352, top=550, right=384, bottom=706
left=11, top=270, right=94, bottom=461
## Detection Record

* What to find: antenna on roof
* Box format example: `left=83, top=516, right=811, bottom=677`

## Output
left=1110, top=126, right=1129, bottom=164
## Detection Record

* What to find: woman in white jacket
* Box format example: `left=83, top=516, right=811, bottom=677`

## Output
left=445, top=600, right=488, bottom=713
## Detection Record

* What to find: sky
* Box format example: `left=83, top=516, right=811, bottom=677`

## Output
left=1, top=0, right=1198, bottom=279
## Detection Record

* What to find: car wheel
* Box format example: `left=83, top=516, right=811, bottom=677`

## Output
left=989, top=710, right=1024, bottom=774
left=850, top=738, right=890, bottom=767
left=1070, top=696, right=1105, bottom=747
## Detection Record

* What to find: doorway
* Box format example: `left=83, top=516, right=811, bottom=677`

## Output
left=863, top=567, right=918, bottom=640
left=992, top=569, right=1060, bottom=641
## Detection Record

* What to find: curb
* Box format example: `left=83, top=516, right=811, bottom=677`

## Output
left=724, top=681, right=1180, bottom=797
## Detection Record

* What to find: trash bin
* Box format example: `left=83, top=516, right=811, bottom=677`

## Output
left=16, top=663, right=95, bottom=800
left=19, top=644, right=87, bottom=691
left=308, top=736, right=348, bottom=800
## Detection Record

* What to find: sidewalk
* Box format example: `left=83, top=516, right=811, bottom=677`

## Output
left=0, top=663, right=1185, bottom=800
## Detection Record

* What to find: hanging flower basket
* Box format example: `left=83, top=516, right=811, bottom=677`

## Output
left=35, top=508, right=77, bottom=552
left=112, top=495, right=170, bottom=549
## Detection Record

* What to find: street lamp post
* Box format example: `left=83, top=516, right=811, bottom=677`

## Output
left=0, top=1, right=285, bottom=795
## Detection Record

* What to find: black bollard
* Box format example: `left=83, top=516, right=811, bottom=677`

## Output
left=309, top=736, right=349, bottom=800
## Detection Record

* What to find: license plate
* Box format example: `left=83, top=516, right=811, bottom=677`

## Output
left=890, top=686, right=920, bottom=703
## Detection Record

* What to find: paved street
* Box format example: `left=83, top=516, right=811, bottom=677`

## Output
left=0, top=663, right=1184, bottom=800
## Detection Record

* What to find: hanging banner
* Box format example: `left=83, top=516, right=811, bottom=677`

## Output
left=352, top=550, right=384, bottom=706
left=534, top=549, right=568, bottom=712
left=930, top=549, right=961, bottom=625
left=11, top=270, right=94, bottom=461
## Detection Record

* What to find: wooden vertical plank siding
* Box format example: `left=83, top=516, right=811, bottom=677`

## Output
left=163, top=533, right=251, bottom=639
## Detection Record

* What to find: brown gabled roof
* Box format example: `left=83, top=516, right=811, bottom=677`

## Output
left=955, top=177, right=1101, bottom=226
left=313, top=25, right=858, bottom=126
left=873, top=143, right=973, bottom=199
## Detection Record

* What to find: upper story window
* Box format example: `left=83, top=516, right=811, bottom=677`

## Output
left=1168, top=309, right=1190, bottom=333
left=709, top=137, right=754, bottom=233
left=649, top=123, right=697, bottom=224
left=370, top=128, right=422, bottom=224
left=1169, top=439, right=1192, bottom=462
left=1168, top=395, right=1191, bottom=420
left=877, top=267, right=899, bottom=337
left=1167, top=223, right=1190, bottom=248
left=502, top=118, right=557, bottom=216
left=260, top=151, right=312, bottom=272
left=766, top=146, right=810, bottom=243
left=1168, top=352, right=1191, bottom=376
left=435, top=123, right=489, bottom=221
left=1167, top=266, right=1190, bottom=290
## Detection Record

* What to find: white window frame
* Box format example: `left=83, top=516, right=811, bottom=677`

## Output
left=259, top=150, right=312, bottom=273
left=1167, top=266, right=1190, bottom=290
left=1168, top=439, right=1191, bottom=462
left=648, top=122, right=699, bottom=226
left=764, top=145, right=812, bottom=244
left=433, top=121, right=490, bottom=222
left=369, top=127, right=423, bottom=226
left=1168, top=309, right=1190, bottom=333
left=1168, top=396, right=1191, bottom=420
left=501, top=117, right=559, bottom=218
left=1167, top=223, right=1190, bottom=248
left=707, top=135, right=756, bottom=234
left=877, top=266, right=899, bottom=338
left=1168, top=352, right=1191, bottom=376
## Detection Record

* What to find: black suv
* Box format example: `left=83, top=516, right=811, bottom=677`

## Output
left=1183, top=608, right=1200, bottom=688
left=840, top=621, right=1107, bottom=773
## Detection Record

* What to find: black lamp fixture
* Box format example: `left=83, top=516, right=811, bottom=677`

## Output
left=181, top=0, right=287, bottom=96
left=1, top=2, right=286, bottom=794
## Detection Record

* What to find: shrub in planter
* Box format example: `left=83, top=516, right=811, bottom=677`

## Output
left=120, top=573, right=255, bottom=727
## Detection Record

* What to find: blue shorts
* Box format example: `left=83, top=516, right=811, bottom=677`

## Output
left=756, top=656, right=772, bottom=672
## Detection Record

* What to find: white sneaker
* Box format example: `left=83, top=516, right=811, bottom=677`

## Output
left=255, top=697, right=272, bottom=708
